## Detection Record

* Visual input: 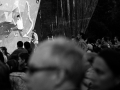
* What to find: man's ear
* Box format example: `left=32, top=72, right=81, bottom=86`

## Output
left=54, top=70, right=65, bottom=85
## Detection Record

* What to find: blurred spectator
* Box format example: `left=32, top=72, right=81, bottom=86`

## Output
left=9, top=41, right=28, bottom=60
left=0, top=46, right=10, bottom=63
left=0, top=61, right=12, bottom=90
left=0, top=46, right=10, bottom=57
left=24, top=41, right=33, bottom=55
left=7, top=54, right=19, bottom=72
left=87, top=44, right=93, bottom=53
left=18, top=52, right=29, bottom=72
left=0, top=50, right=5, bottom=64
left=30, top=30, right=39, bottom=49
left=89, top=49, right=120, bottom=90
left=25, top=37, right=88, bottom=90
left=81, top=53, right=97, bottom=90
left=0, top=50, right=10, bottom=68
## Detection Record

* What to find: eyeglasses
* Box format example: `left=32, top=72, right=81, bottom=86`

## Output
left=27, top=66, right=59, bottom=74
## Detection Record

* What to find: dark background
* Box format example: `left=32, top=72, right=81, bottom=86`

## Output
left=34, top=0, right=120, bottom=41
left=86, top=0, right=120, bottom=39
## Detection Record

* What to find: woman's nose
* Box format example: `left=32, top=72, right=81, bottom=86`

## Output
left=86, top=67, right=95, bottom=78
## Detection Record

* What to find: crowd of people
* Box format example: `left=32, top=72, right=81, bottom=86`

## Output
left=0, top=36, right=120, bottom=90
left=72, top=35, right=120, bottom=53
left=0, top=41, right=32, bottom=73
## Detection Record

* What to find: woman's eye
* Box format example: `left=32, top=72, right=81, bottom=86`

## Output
left=95, top=69, right=104, bottom=75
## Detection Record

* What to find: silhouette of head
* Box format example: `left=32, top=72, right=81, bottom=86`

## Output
left=17, top=41, right=23, bottom=48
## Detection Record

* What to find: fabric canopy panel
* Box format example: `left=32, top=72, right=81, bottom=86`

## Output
left=52, top=0, right=98, bottom=36
left=39, top=0, right=98, bottom=38
left=64, top=0, right=99, bottom=35
left=77, top=0, right=98, bottom=33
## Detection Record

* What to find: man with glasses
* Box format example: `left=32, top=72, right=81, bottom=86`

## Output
left=25, top=37, right=87, bottom=90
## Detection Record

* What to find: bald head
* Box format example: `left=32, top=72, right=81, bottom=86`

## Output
left=28, top=37, right=87, bottom=90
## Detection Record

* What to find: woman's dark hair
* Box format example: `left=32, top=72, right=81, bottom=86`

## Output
left=0, top=51, right=5, bottom=63
left=1, top=47, right=9, bottom=56
left=98, top=49, right=120, bottom=77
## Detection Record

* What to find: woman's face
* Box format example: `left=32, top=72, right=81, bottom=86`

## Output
left=18, top=57, right=25, bottom=65
left=90, top=56, right=117, bottom=90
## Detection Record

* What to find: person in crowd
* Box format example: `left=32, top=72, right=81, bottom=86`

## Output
left=77, top=35, right=87, bottom=52
left=25, top=37, right=88, bottom=90
left=95, top=39, right=101, bottom=48
left=24, top=41, right=33, bottom=55
left=93, top=39, right=102, bottom=53
left=76, top=34, right=81, bottom=41
left=7, top=54, right=19, bottom=72
left=87, top=44, right=93, bottom=53
left=71, top=35, right=76, bottom=43
left=0, top=60, right=12, bottom=90
left=0, top=50, right=6, bottom=64
left=18, top=52, right=29, bottom=72
left=9, top=41, right=28, bottom=60
left=30, top=29, right=39, bottom=49
left=0, top=49, right=10, bottom=69
left=114, top=36, right=118, bottom=45
left=81, top=52, right=97, bottom=90
left=0, top=46, right=10, bottom=62
left=89, top=49, right=120, bottom=90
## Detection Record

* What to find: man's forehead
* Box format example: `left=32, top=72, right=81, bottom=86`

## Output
left=29, top=47, right=61, bottom=67
left=29, top=47, right=71, bottom=69
left=28, top=38, right=83, bottom=68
